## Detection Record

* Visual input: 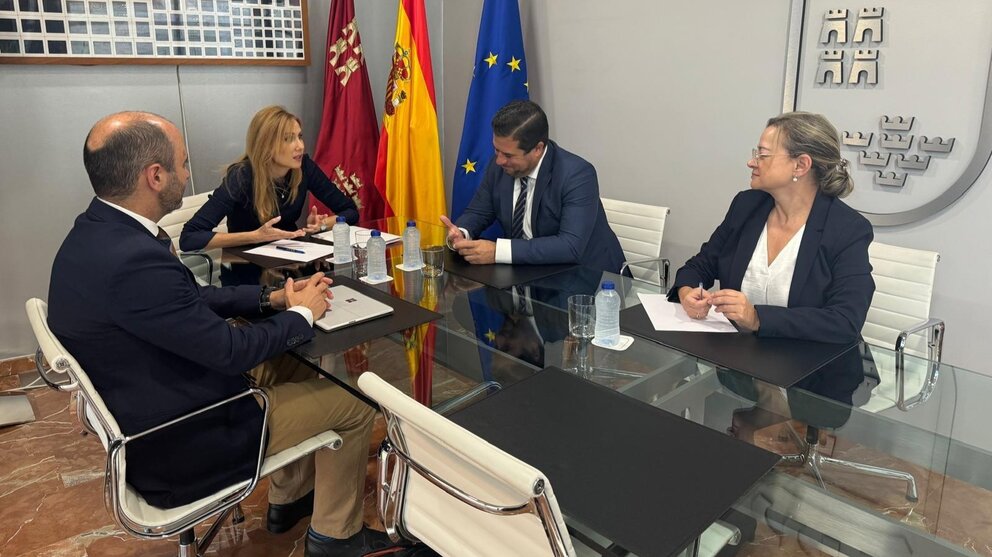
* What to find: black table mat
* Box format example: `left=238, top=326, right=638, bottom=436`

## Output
left=450, top=367, right=779, bottom=557
left=620, top=304, right=858, bottom=388
left=444, top=249, right=574, bottom=289
left=294, top=275, right=442, bottom=357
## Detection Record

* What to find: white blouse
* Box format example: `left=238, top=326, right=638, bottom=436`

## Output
left=741, top=224, right=806, bottom=308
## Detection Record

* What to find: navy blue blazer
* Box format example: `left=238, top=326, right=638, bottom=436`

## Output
left=668, top=189, right=874, bottom=344
left=49, top=198, right=314, bottom=508
left=455, top=141, right=625, bottom=273
left=180, top=154, right=359, bottom=251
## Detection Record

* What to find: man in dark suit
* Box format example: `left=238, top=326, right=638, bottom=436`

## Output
left=440, top=100, right=624, bottom=273
left=48, top=112, right=386, bottom=557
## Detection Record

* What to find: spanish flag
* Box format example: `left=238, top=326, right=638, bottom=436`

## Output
left=373, top=0, right=446, bottom=224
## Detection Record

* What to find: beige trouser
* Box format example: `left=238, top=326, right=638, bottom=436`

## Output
left=251, top=353, right=375, bottom=538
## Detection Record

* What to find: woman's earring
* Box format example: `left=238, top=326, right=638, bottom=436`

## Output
left=792, top=175, right=799, bottom=182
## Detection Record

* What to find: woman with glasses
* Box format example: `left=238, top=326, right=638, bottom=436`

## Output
left=180, top=105, right=359, bottom=251
left=667, top=112, right=874, bottom=344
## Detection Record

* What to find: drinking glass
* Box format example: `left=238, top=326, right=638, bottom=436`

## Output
left=422, top=245, right=445, bottom=277
left=352, top=230, right=371, bottom=277
left=568, top=295, right=596, bottom=339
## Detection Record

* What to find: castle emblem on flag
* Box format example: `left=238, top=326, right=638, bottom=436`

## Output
left=327, top=19, right=365, bottom=87
left=331, top=165, right=365, bottom=209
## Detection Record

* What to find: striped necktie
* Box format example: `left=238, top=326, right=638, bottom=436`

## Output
left=511, top=176, right=529, bottom=239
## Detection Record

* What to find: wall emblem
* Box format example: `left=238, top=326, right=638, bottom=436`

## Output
left=785, top=1, right=992, bottom=225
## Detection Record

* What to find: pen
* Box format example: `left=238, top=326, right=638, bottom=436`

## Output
left=276, top=245, right=306, bottom=255
left=699, top=282, right=705, bottom=316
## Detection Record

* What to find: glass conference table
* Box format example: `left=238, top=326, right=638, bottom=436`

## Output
left=204, top=218, right=990, bottom=557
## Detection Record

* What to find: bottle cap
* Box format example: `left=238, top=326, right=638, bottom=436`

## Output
left=601, top=281, right=616, bottom=290
left=407, top=220, right=416, bottom=227
left=371, top=230, right=381, bottom=237
left=336, top=216, right=346, bottom=222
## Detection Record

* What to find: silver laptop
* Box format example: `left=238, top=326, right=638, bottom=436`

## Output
left=315, top=285, right=394, bottom=332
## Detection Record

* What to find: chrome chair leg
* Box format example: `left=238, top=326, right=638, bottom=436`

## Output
left=778, top=425, right=919, bottom=501
left=195, top=505, right=237, bottom=555
left=231, top=503, right=245, bottom=525
left=819, top=456, right=919, bottom=502
left=806, top=451, right=828, bottom=491
left=177, top=529, right=196, bottom=557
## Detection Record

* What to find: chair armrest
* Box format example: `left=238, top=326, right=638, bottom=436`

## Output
left=34, top=346, right=78, bottom=391
left=121, top=388, right=267, bottom=444
left=894, top=318, right=945, bottom=411
left=894, top=318, right=945, bottom=355
left=102, top=388, right=271, bottom=537
left=178, top=252, right=215, bottom=283
left=384, top=439, right=535, bottom=515
left=432, top=381, right=502, bottom=416
left=620, top=257, right=671, bottom=288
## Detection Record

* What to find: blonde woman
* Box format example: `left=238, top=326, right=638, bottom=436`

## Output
left=669, top=112, right=874, bottom=344
left=180, top=106, right=358, bottom=251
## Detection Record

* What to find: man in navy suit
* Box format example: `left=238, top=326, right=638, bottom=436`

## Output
left=440, top=100, right=624, bottom=273
left=49, top=112, right=386, bottom=556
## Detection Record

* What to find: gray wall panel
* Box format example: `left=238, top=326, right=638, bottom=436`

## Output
left=177, top=66, right=311, bottom=194
left=521, top=0, right=792, bottom=276
left=0, top=66, right=183, bottom=359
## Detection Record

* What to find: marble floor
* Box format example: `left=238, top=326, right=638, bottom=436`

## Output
left=3, top=354, right=992, bottom=557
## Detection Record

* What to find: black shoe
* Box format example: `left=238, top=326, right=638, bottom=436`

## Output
left=266, top=489, right=314, bottom=534
left=304, top=527, right=394, bottom=557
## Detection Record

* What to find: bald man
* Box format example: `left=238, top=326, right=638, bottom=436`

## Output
left=48, top=112, right=387, bottom=556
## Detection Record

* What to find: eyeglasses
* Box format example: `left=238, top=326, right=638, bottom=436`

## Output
left=750, top=148, right=789, bottom=163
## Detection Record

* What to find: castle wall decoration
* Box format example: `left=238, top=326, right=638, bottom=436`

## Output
left=789, top=1, right=992, bottom=225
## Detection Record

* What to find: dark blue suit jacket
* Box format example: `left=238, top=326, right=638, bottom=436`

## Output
left=49, top=198, right=314, bottom=508
left=455, top=141, right=625, bottom=273
left=179, top=154, right=359, bottom=251
left=668, top=189, right=874, bottom=344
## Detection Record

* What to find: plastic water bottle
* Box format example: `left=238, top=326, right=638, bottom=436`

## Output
left=367, top=229, right=388, bottom=280
left=332, top=216, right=351, bottom=264
left=594, top=281, right=621, bottom=346
left=402, top=220, right=423, bottom=268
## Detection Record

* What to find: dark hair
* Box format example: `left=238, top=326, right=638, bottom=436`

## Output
left=491, top=100, right=549, bottom=152
left=766, top=112, right=853, bottom=198
left=83, top=120, right=176, bottom=200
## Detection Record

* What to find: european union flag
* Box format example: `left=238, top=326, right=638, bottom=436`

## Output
left=467, top=288, right=506, bottom=382
left=450, top=0, right=528, bottom=234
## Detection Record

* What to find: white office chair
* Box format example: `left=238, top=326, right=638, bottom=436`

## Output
left=779, top=242, right=943, bottom=502
left=602, top=198, right=671, bottom=287
left=159, top=191, right=226, bottom=286
left=861, top=241, right=944, bottom=412
left=25, top=298, right=343, bottom=557
left=358, top=372, right=739, bottom=557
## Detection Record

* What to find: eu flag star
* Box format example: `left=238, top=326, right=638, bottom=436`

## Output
left=485, top=329, right=496, bottom=343
left=484, top=52, right=498, bottom=68
left=507, top=56, right=522, bottom=72
left=461, top=159, right=477, bottom=174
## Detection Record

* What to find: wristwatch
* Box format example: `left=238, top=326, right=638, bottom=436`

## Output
left=259, top=286, right=278, bottom=312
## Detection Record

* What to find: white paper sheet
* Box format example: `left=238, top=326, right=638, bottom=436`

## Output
left=636, top=293, right=738, bottom=333
left=313, top=226, right=401, bottom=245
left=243, top=240, right=335, bottom=262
